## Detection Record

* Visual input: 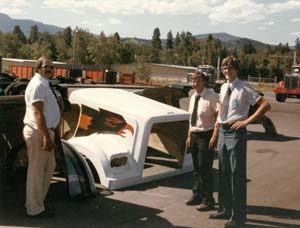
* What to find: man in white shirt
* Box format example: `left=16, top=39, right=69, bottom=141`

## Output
left=209, top=56, right=271, bottom=228
left=23, top=56, right=60, bottom=217
left=185, top=71, right=219, bottom=211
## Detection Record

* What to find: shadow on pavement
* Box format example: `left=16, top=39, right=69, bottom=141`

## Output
left=247, top=205, right=300, bottom=220
left=245, top=218, right=300, bottom=228
left=121, top=172, right=193, bottom=192
left=247, top=131, right=300, bottom=142
left=0, top=171, right=190, bottom=228
left=241, top=205, right=300, bottom=228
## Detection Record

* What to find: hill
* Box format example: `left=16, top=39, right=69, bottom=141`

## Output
left=0, top=13, right=269, bottom=49
left=194, top=32, right=270, bottom=49
left=0, top=13, right=63, bottom=36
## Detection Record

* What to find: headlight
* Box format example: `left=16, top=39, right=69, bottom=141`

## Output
left=278, top=80, right=284, bottom=88
left=110, top=157, right=128, bottom=167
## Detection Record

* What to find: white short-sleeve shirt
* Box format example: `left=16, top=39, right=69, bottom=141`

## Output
left=189, top=88, right=219, bottom=132
left=23, top=73, right=61, bottom=129
left=218, top=77, right=261, bottom=124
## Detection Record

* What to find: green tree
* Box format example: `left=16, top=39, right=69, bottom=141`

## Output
left=136, top=55, right=151, bottom=82
left=174, top=32, right=180, bottom=49
left=72, top=29, right=94, bottom=65
left=63, top=26, right=72, bottom=47
left=29, top=24, right=39, bottom=44
left=166, top=30, right=173, bottom=50
left=29, top=32, right=57, bottom=60
left=90, top=31, right=121, bottom=65
left=174, top=31, right=188, bottom=65
left=114, top=32, right=121, bottom=44
left=54, top=27, right=73, bottom=62
left=13, top=25, right=27, bottom=44
left=295, top=37, right=300, bottom=63
left=242, top=42, right=256, bottom=55
left=0, top=32, right=23, bottom=58
left=199, top=34, right=222, bottom=67
left=150, top=27, right=162, bottom=63
left=120, top=41, right=135, bottom=63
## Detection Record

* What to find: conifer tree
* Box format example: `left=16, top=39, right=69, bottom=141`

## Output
left=12, top=25, right=27, bottom=44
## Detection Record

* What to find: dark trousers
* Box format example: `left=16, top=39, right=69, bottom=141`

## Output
left=218, top=127, right=247, bottom=221
left=190, top=130, right=214, bottom=203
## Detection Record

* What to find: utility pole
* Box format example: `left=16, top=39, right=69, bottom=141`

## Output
left=72, top=26, right=79, bottom=69
left=217, top=56, right=220, bottom=81
left=0, top=56, right=2, bottom=73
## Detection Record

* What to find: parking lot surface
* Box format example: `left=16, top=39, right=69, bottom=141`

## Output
left=0, top=92, right=299, bottom=228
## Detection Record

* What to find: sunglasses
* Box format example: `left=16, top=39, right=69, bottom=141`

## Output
left=42, top=65, right=54, bottom=70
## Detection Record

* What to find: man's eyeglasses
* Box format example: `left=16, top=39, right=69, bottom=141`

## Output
left=42, top=65, right=54, bottom=70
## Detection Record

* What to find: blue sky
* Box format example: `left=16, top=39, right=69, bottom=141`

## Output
left=1, top=0, right=300, bottom=45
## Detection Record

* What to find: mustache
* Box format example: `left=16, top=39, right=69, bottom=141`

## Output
left=44, top=70, right=53, bottom=74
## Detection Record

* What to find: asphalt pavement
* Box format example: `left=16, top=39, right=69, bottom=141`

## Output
left=0, top=92, right=299, bottom=228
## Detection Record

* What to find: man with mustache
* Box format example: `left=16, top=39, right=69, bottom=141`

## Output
left=23, top=56, right=60, bottom=218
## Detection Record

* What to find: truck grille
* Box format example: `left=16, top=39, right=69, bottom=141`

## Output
left=284, top=76, right=299, bottom=89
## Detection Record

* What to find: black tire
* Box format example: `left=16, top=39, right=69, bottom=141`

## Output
left=276, top=94, right=287, bottom=102
left=0, top=133, right=12, bottom=191
left=4, top=81, right=29, bottom=95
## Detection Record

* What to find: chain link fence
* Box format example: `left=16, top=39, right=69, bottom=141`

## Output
left=248, top=76, right=277, bottom=85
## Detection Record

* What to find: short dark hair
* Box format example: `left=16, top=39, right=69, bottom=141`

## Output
left=221, top=56, right=239, bottom=71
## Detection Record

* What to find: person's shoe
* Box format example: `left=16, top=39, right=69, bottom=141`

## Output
left=224, top=219, right=245, bottom=228
left=209, top=211, right=231, bottom=220
left=26, top=209, right=55, bottom=218
left=185, top=194, right=202, bottom=206
left=196, top=202, right=214, bottom=211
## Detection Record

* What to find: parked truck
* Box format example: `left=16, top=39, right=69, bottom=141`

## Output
left=274, top=64, right=300, bottom=102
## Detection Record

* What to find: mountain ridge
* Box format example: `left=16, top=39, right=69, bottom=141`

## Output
left=0, top=13, right=269, bottom=49
left=0, top=13, right=63, bottom=35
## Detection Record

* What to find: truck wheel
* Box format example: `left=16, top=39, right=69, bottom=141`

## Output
left=276, top=94, right=286, bottom=102
left=0, top=134, right=12, bottom=192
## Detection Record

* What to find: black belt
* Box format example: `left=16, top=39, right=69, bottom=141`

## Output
left=219, top=123, right=235, bottom=130
left=191, top=129, right=214, bottom=135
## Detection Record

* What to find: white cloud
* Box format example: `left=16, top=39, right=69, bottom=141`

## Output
left=291, top=18, right=300, bottom=22
left=209, top=0, right=265, bottom=25
left=268, top=0, right=300, bottom=14
left=43, top=0, right=212, bottom=15
left=81, top=20, right=89, bottom=25
left=38, top=0, right=300, bottom=27
left=258, top=26, right=266, bottom=30
left=290, top=31, right=300, bottom=36
left=0, top=0, right=27, bottom=7
left=0, top=0, right=28, bottom=15
left=108, top=18, right=122, bottom=25
left=263, top=21, right=275, bottom=26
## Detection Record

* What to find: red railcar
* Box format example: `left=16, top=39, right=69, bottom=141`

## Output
left=3, top=58, right=135, bottom=84
left=85, top=70, right=105, bottom=83
left=9, top=65, right=69, bottom=79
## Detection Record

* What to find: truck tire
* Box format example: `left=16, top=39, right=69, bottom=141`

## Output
left=276, top=94, right=286, bottom=102
left=4, top=81, right=29, bottom=95
left=0, top=133, right=12, bottom=192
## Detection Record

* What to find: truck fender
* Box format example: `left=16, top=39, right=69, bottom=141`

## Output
left=60, top=140, right=97, bottom=197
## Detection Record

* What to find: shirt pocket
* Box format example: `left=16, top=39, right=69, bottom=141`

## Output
left=231, top=99, right=239, bottom=109
left=199, top=102, right=210, bottom=118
